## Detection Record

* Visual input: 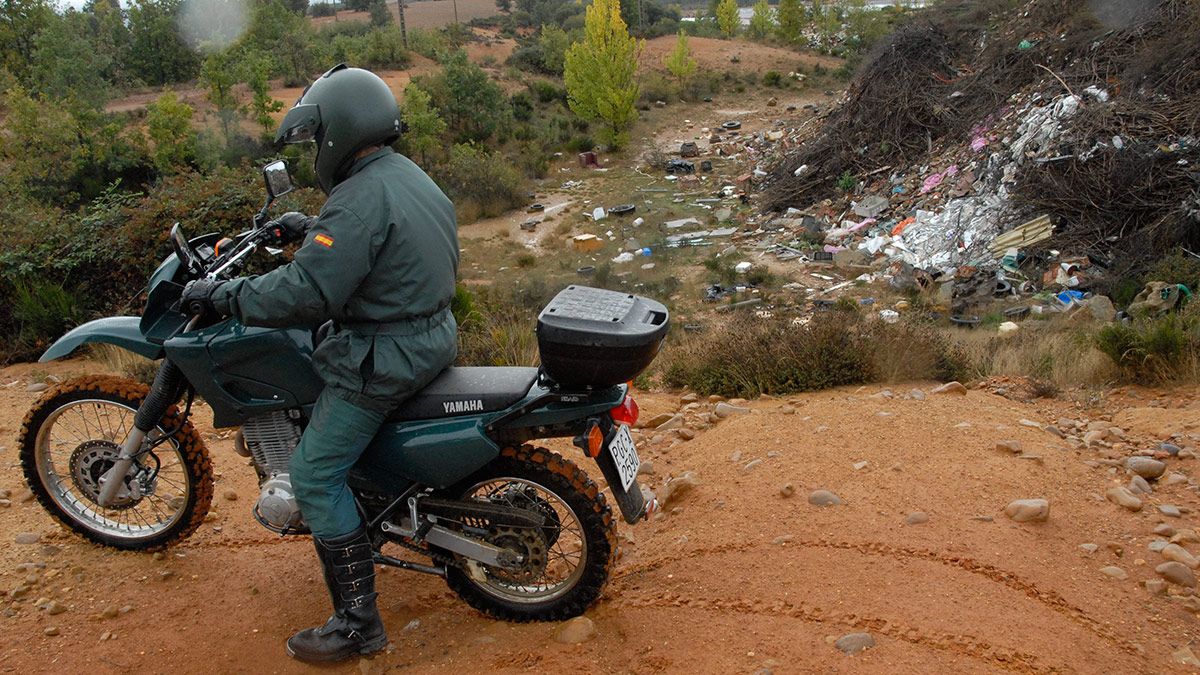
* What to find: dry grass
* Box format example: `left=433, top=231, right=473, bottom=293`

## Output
left=89, top=344, right=159, bottom=385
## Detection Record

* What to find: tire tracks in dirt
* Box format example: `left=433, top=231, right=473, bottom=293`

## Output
left=611, top=536, right=1141, bottom=672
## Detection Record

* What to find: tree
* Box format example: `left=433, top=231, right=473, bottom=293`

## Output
left=563, top=0, right=641, bottom=149
left=776, top=0, right=802, bottom=43
left=243, top=0, right=317, bottom=86
left=0, top=0, right=52, bottom=76
left=715, top=0, right=739, bottom=37
left=399, top=84, right=446, bottom=164
left=29, top=10, right=113, bottom=105
left=421, top=50, right=510, bottom=142
left=243, top=54, right=283, bottom=138
left=145, top=92, right=196, bottom=172
left=747, top=0, right=773, bottom=39
left=126, top=0, right=200, bottom=85
left=368, top=0, right=392, bottom=25
left=537, top=25, right=570, bottom=75
left=663, top=30, right=695, bottom=84
left=200, top=48, right=239, bottom=140
left=495, top=0, right=511, bottom=12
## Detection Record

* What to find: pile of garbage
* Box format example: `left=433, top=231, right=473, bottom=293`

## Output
left=752, top=0, right=1200, bottom=323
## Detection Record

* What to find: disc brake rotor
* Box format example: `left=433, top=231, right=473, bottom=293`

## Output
left=69, top=440, right=139, bottom=510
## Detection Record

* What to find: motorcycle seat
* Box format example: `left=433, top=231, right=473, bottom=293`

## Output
left=388, top=367, right=540, bottom=421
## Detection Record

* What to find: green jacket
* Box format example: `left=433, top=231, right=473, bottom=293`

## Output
left=212, top=148, right=459, bottom=411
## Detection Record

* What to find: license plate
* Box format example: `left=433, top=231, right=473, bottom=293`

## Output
left=607, top=425, right=640, bottom=492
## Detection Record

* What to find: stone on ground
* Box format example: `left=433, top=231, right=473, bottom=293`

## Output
left=1004, top=499, right=1049, bottom=522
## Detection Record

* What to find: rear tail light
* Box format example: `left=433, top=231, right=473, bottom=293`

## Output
left=610, top=393, right=639, bottom=428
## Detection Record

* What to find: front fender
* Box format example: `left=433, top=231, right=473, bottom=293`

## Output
left=39, top=317, right=164, bottom=363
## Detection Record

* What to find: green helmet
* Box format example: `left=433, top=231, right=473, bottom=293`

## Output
left=275, top=64, right=402, bottom=194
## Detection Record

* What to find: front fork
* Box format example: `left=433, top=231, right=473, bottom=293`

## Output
left=96, top=359, right=187, bottom=507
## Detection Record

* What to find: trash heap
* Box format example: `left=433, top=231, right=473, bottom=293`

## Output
left=754, top=0, right=1200, bottom=324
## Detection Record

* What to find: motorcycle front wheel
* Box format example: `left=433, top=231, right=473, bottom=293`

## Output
left=18, top=375, right=214, bottom=550
left=438, top=445, right=617, bottom=622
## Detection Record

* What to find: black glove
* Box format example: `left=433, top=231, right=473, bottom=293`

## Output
left=180, top=279, right=227, bottom=317
left=264, top=212, right=315, bottom=246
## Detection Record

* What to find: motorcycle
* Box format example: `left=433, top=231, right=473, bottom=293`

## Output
left=18, top=161, right=669, bottom=621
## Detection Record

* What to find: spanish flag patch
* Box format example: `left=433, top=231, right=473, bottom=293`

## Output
left=314, top=233, right=334, bottom=248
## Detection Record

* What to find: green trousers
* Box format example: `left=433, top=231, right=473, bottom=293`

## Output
left=289, top=389, right=389, bottom=539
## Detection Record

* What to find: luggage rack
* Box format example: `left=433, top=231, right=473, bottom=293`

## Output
left=484, top=368, right=614, bottom=433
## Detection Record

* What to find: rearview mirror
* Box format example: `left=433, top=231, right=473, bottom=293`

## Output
left=262, top=160, right=293, bottom=200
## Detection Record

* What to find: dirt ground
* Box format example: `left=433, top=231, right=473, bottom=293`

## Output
left=313, top=0, right=504, bottom=31
left=639, top=36, right=842, bottom=75
left=3, top=356, right=1200, bottom=673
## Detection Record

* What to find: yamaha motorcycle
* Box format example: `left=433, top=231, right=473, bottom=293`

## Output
left=18, top=161, right=669, bottom=621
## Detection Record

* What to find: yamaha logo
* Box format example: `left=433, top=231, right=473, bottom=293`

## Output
left=443, top=399, right=485, bottom=413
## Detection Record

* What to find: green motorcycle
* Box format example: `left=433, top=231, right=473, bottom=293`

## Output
left=18, top=161, right=669, bottom=621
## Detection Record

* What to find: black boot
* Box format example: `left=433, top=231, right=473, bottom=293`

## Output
left=286, top=527, right=388, bottom=662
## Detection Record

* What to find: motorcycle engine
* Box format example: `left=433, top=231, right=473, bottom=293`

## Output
left=237, top=411, right=306, bottom=533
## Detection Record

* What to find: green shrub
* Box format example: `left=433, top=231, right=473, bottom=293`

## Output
left=10, top=281, right=83, bottom=355
left=1095, top=312, right=1199, bottom=383
left=432, top=144, right=525, bottom=223
left=529, top=80, right=567, bottom=104
left=763, top=70, right=783, bottom=87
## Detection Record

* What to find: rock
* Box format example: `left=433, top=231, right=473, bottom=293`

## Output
left=0, top=499, right=10, bottom=508
left=43, top=626, right=59, bottom=636
left=1162, top=543, right=1199, bottom=569
left=1105, top=486, right=1143, bottom=511
left=1128, top=475, right=1152, bottom=494
left=14, top=532, right=40, bottom=545
left=1086, top=295, right=1116, bottom=322
left=1126, top=457, right=1166, bottom=480
left=658, top=472, right=699, bottom=507
left=1154, top=524, right=1178, bottom=537
left=779, top=483, right=795, bottom=498
left=931, top=381, right=968, bottom=396
left=995, top=440, right=1023, bottom=454
left=852, top=461, right=868, bottom=471
left=771, top=535, right=794, bottom=545
left=1043, top=425, right=1066, bottom=439
left=1157, top=561, right=1197, bottom=587
left=1174, top=529, right=1200, bottom=544
left=1161, top=442, right=1182, bottom=456
left=679, top=393, right=700, bottom=404
left=27, top=382, right=49, bottom=393
left=1106, top=541, right=1124, bottom=557
left=904, top=511, right=929, bottom=525
left=638, top=412, right=674, bottom=430
left=1158, top=504, right=1182, bottom=518
left=834, top=632, right=875, bottom=655
left=1162, top=472, right=1188, bottom=487
left=1099, top=566, right=1127, bottom=580
left=1083, top=429, right=1109, bottom=446
left=222, top=490, right=238, bottom=501
left=555, top=616, right=596, bottom=644
left=808, top=490, right=843, bottom=507
left=44, top=600, right=66, bottom=615
left=1079, top=543, right=1099, bottom=554
left=743, top=459, right=762, bottom=472
left=908, top=389, right=926, bottom=401
left=676, top=428, right=696, bottom=441
left=1004, top=499, right=1049, bottom=522
left=1150, top=539, right=1170, bottom=553
left=730, top=450, right=742, bottom=463
left=713, top=402, right=749, bottom=419
left=1173, top=646, right=1200, bottom=667
left=1144, top=579, right=1168, bottom=595
left=101, top=605, right=119, bottom=620
left=637, top=460, right=655, bottom=476
left=653, top=414, right=684, bottom=431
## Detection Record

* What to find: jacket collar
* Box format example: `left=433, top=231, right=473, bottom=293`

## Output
left=347, top=146, right=394, bottom=178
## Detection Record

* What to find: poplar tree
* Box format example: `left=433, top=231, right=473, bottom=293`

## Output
left=563, top=0, right=642, bottom=148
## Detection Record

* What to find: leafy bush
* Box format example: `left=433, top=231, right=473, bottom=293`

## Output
left=529, top=80, right=567, bottom=104
left=1095, top=312, right=1199, bottom=384
left=763, top=70, right=783, bottom=87
left=431, top=144, right=525, bottom=224
left=310, top=2, right=338, bottom=17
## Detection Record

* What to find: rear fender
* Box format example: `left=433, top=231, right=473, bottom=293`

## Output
left=39, top=317, right=164, bottom=363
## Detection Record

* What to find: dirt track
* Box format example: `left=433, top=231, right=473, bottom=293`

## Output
left=2, top=358, right=1199, bottom=673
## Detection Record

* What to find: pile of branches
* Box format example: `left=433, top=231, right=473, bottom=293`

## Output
left=764, top=0, right=1082, bottom=211
left=1014, top=0, right=1200, bottom=269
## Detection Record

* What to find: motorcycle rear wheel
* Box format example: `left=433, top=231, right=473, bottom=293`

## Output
left=18, top=375, right=213, bottom=550
left=438, top=445, right=616, bottom=622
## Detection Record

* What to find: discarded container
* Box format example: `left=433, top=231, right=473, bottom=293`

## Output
left=528, top=203, right=545, bottom=212
left=721, top=121, right=742, bottom=130
left=576, top=265, right=595, bottom=277
left=519, top=219, right=538, bottom=232
left=609, top=204, right=636, bottom=215
left=572, top=234, right=603, bottom=253
left=734, top=261, right=753, bottom=274
left=998, top=321, right=1020, bottom=336
left=591, top=207, right=607, bottom=221
left=632, top=217, right=645, bottom=226
left=578, top=151, right=599, bottom=168
left=666, top=159, right=695, bottom=175
left=680, top=142, right=699, bottom=158
left=700, top=160, right=713, bottom=172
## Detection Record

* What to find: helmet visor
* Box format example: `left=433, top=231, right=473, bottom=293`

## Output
left=274, top=103, right=321, bottom=148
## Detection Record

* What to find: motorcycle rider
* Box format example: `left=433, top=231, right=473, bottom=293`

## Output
left=181, top=65, right=459, bottom=662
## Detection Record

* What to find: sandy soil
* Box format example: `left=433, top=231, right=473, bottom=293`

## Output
left=3, top=356, right=1199, bottom=673
left=639, top=36, right=842, bottom=75
left=313, top=0, right=504, bottom=31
